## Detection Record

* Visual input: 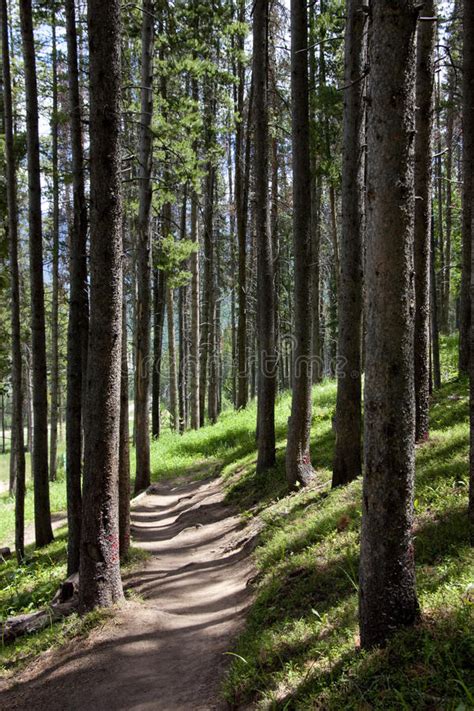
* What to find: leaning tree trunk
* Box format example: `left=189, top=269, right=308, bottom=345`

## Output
left=359, top=0, right=420, bottom=649
left=286, top=0, right=314, bottom=488
left=65, top=0, right=89, bottom=575
left=49, top=13, right=60, bottom=483
left=332, top=0, right=367, bottom=487
left=254, top=0, right=276, bottom=473
left=460, top=0, right=473, bottom=375
left=134, top=0, right=154, bottom=493
left=413, top=1, right=436, bottom=443
left=79, top=0, right=124, bottom=612
left=2, top=0, right=26, bottom=561
left=19, top=0, right=53, bottom=548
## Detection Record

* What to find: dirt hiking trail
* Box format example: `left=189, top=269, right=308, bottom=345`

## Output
left=0, top=475, right=260, bottom=710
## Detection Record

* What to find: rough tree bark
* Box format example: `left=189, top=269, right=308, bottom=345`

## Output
left=2, top=0, right=26, bottom=561
left=178, top=190, right=188, bottom=432
left=360, top=0, right=420, bottom=648
left=119, top=281, right=130, bottom=559
left=167, top=284, right=179, bottom=431
left=151, top=248, right=167, bottom=440
left=332, top=0, right=367, bottom=487
left=286, top=0, right=314, bottom=488
left=19, top=0, right=53, bottom=547
left=460, top=0, right=473, bottom=375
left=200, top=82, right=216, bottom=427
left=190, top=189, right=200, bottom=429
left=134, top=0, right=154, bottom=492
left=235, top=0, right=249, bottom=410
left=254, top=0, right=276, bottom=472
left=49, top=12, right=60, bottom=483
left=443, top=91, right=454, bottom=333
left=466, top=0, right=474, bottom=523
left=309, top=4, right=322, bottom=384
left=431, top=215, right=442, bottom=390
left=413, top=1, right=436, bottom=443
left=65, top=0, right=89, bottom=575
left=79, top=0, right=124, bottom=611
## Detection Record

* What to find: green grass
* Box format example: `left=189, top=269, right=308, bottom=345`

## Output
left=1, top=336, right=472, bottom=707
left=218, top=365, right=474, bottom=707
left=0, top=530, right=148, bottom=675
left=0, top=472, right=68, bottom=548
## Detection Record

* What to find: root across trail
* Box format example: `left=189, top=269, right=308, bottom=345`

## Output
left=0, top=475, right=259, bottom=710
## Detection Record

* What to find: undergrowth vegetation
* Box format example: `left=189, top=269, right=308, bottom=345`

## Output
left=1, top=337, right=472, bottom=707
left=219, top=376, right=474, bottom=707
left=0, top=530, right=147, bottom=675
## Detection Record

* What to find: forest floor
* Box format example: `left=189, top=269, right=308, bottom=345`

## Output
left=0, top=336, right=473, bottom=709
left=0, top=474, right=259, bottom=710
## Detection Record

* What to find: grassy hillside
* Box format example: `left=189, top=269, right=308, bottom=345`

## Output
left=221, top=377, right=473, bottom=709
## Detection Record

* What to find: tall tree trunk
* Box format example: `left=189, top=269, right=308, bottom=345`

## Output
left=235, top=0, right=249, bottom=410
left=413, top=2, right=436, bottom=443
left=190, top=190, right=200, bottom=429
left=65, top=0, right=88, bottom=575
left=200, top=145, right=215, bottom=427
left=167, top=285, right=179, bottom=431
left=466, top=0, right=474, bottom=523
left=460, top=0, right=473, bottom=375
left=228, top=134, right=237, bottom=407
left=309, top=5, right=322, bottom=384
left=19, top=0, right=53, bottom=548
left=119, top=284, right=130, bottom=559
left=286, top=0, right=314, bottom=488
left=79, top=0, right=124, bottom=612
left=431, top=215, right=442, bottom=389
left=134, top=0, right=154, bottom=493
left=443, top=97, right=454, bottom=333
left=360, top=0, right=420, bottom=649
left=2, top=0, right=25, bottom=560
left=254, top=0, right=276, bottom=472
left=435, top=74, right=445, bottom=333
left=49, top=12, right=60, bottom=483
left=208, top=178, right=218, bottom=425
left=151, top=261, right=166, bottom=439
left=332, top=0, right=367, bottom=487
left=178, top=190, right=188, bottom=433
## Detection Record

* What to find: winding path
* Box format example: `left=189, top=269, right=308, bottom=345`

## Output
left=0, top=475, right=259, bottom=710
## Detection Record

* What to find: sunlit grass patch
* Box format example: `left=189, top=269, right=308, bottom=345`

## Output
left=222, top=359, right=473, bottom=708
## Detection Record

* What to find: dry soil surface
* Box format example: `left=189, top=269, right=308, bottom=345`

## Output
left=0, top=475, right=259, bottom=710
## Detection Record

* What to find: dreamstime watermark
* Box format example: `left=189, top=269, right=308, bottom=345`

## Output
left=133, top=333, right=356, bottom=382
